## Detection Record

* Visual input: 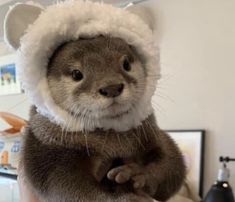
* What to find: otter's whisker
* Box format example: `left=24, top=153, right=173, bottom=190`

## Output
left=141, top=124, right=148, bottom=142
left=116, top=132, right=125, bottom=152
left=132, top=130, right=145, bottom=149
left=84, top=132, right=90, bottom=157
left=101, top=130, right=109, bottom=153
left=146, top=119, right=160, bottom=139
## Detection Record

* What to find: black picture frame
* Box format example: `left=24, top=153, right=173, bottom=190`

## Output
left=165, top=130, right=205, bottom=198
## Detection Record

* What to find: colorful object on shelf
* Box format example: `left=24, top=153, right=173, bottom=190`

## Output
left=0, top=112, right=27, bottom=169
left=0, top=55, right=22, bottom=96
left=1, top=151, right=8, bottom=165
left=0, top=112, right=27, bottom=133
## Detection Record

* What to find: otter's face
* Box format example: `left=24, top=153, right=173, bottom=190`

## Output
left=47, top=36, right=147, bottom=129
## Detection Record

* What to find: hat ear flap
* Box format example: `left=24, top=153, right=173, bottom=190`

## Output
left=4, top=3, right=43, bottom=50
left=126, top=4, right=155, bottom=32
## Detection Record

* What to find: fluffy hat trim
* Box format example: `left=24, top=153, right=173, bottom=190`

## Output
left=5, top=1, right=160, bottom=131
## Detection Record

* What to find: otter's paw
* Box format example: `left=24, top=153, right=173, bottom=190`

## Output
left=107, top=163, right=147, bottom=188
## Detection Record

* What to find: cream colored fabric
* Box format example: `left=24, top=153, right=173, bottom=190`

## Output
left=168, top=195, right=194, bottom=202
left=168, top=181, right=201, bottom=202
left=153, top=181, right=201, bottom=202
left=4, top=3, right=43, bottom=49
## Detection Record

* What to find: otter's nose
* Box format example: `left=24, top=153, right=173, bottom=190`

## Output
left=99, top=84, right=124, bottom=98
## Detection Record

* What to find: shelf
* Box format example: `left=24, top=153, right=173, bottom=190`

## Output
left=0, top=167, right=17, bottom=180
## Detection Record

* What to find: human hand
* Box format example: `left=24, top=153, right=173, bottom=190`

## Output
left=18, top=175, right=39, bottom=202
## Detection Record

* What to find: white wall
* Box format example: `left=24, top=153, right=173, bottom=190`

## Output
left=146, top=0, right=235, bottom=196
left=0, top=42, right=30, bottom=129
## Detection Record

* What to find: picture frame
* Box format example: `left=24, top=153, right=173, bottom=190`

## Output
left=166, top=130, right=205, bottom=198
left=0, top=54, right=21, bottom=96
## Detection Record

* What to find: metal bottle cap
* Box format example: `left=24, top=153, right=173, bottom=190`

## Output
left=218, top=165, right=230, bottom=182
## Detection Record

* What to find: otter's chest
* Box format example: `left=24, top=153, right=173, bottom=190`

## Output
left=22, top=129, right=150, bottom=193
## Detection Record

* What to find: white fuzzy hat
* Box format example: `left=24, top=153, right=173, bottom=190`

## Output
left=4, top=0, right=160, bottom=132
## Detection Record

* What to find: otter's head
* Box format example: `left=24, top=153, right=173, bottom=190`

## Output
left=47, top=36, right=149, bottom=131
left=4, top=1, right=159, bottom=132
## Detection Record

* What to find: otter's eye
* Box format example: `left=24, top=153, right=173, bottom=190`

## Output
left=123, top=57, right=131, bottom=72
left=72, top=70, right=83, bottom=81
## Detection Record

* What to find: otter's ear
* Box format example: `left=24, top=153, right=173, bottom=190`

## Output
left=125, top=4, right=155, bottom=31
left=4, top=3, right=43, bottom=50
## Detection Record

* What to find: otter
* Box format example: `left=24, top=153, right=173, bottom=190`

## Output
left=21, top=36, right=186, bottom=202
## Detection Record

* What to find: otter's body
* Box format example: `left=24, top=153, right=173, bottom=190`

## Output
left=21, top=110, right=185, bottom=202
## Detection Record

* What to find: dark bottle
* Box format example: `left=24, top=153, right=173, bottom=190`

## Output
left=204, top=165, right=235, bottom=202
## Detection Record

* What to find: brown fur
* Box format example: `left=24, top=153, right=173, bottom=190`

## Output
left=22, top=111, right=185, bottom=202
left=21, top=36, right=186, bottom=202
